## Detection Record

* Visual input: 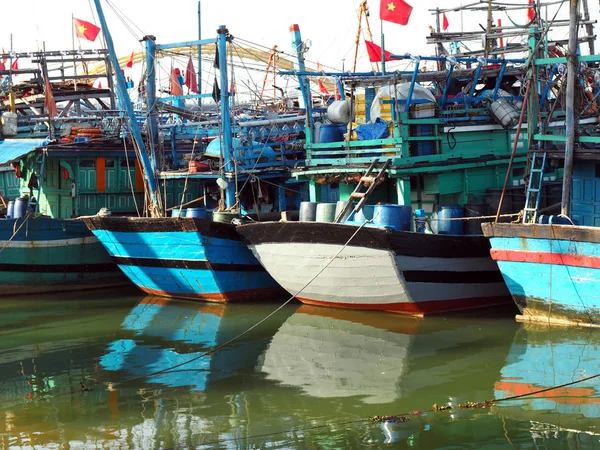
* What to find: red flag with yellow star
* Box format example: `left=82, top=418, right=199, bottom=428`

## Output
left=73, top=18, right=101, bottom=42
left=380, top=0, right=413, bottom=26
left=44, top=75, right=57, bottom=119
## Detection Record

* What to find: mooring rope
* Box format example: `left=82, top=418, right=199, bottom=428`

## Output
left=0, top=214, right=30, bottom=255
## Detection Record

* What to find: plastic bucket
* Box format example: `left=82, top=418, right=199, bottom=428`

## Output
left=354, top=204, right=375, bottom=223
left=6, top=201, right=14, bottom=219
left=464, top=203, right=489, bottom=235
left=319, top=123, right=347, bottom=143
left=171, top=208, right=187, bottom=218
left=13, top=197, right=28, bottom=219
left=372, top=204, right=412, bottom=231
left=433, top=205, right=464, bottom=235
left=315, top=203, right=337, bottom=223
left=186, top=208, right=208, bottom=219
left=299, top=202, right=318, bottom=222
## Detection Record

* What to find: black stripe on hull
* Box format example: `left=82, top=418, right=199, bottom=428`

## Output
left=112, top=256, right=265, bottom=272
left=402, top=270, right=504, bottom=284
left=82, top=216, right=241, bottom=241
left=238, top=222, right=492, bottom=259
left=0, top=263, right=118, bottom=273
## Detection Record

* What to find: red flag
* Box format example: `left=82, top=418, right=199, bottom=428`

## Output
left=380, top=0, right=413, bottom=26
left=443, top=13, right=449, bottom=31
left=184, top=57, right=198, bottom=93
left=318, top=80, right=329, bottom=95
left=364, top=40, right=394, bottom=62
left=11, top=58, right=18, bottom=70
left=527, top=0, right=535, bottom=21
left=73, top=18, right=101, bottom=42
left=44, top=76, right=57, bottom=119
left=1, top=48, right=6, bottom=64
left=126, top=51, right=134, bottom=68
left=171, top=68, right=183, bottom=96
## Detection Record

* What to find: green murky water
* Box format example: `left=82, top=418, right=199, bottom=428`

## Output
left=1, top=290, right=600, bottom=449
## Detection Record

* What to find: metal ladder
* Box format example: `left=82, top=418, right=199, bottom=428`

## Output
left=333, top=158, right=392, bottom=223
left=522, top=151, right=547, bottom=224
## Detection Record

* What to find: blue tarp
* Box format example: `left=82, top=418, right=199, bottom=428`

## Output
left=354, top=117, right=390, bottom=141
left=0, top=139, right=48, bottom=165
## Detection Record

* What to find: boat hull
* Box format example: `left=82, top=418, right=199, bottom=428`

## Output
left=483, top=222, right=600, bottom=327
left=238, top=222, right=511, bottom=316
left=82, top=216, right=286, bottom=302
left=0, top=216, right=126, bottom=295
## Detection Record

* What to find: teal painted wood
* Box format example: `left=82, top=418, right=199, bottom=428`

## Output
left=0, top=216, right=127, bottom=295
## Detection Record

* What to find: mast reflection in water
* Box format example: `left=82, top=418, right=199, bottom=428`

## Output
left=1, top=295, right=600, bottom=448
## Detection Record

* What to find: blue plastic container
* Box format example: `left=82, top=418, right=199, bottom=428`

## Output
left=13, top=197, right=28, bottom=219
left=186, top=208, right=208, bottom=219
left=434, top=205, right=464, bottom=235
left=410, top=125, right=434, bottom=156
left=171, top=208, right=187, bottom=218
left=372, top=204, right=412, bottom=231
left=319, top=123, right=347, bottom=143
left=414, top=208, right=428, bottom=233
left=353, top=205, right=375, bottom=223
left=6, top=201, right=14, bottom=219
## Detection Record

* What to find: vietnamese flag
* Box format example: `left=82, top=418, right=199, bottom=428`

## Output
left=44, top=76, right=57, bottom=119
left=11, top=58, right=18, bottom=70
left=380, top=0, right=413, bottom=26
left=365, top=40, right=394, bottom=62
left=184, top=56, right=198, bottom=93
left=73, top=18, right=101, bottom=42
left=443, top=13, right=449, bottom=31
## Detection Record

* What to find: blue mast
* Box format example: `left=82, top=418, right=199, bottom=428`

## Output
left=290, top=24, right=313, bottom=144
left=93, top=0, right=162, bottom=215
left=216, top=26, right=236, bottom=208
left=143, top=35, right=159, bottom=174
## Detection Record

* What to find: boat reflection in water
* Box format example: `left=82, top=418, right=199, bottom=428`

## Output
left=99, top=296, right=291, bottom=389
left=493, top=325, right=600, bottom=447
left=3, top=297, right=600, bottom=448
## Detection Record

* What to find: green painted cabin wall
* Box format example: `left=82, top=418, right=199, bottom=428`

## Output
left=0, top=169, right=21, bottom=201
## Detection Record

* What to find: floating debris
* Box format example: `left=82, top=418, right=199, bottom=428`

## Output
left=368, top=415, right=409, bottom=423
left=457, top=400, right=494, bottom=409
left=408, top=410, right=424, bottom=416
left=433, top=403, right=452, bottom=411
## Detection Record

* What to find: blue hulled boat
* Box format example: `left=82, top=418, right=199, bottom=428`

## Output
left=483, top=0, right=600, bottom=327
left=82, top=1, right=305, bottom=302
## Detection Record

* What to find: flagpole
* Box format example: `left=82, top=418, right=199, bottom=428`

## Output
left=72, top=14, right=78, bottom=92
left=197, top=0, right=202, bottom=108
left=380, top=19, right=386, bottom=75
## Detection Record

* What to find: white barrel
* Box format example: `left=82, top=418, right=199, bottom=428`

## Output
left=327, top=100, right=352, bottom=124
left=1, top=112, right=17, bottom=136
left=489, top=98, right=519, bottom=129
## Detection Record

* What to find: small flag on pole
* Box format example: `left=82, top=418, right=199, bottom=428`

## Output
left=171, top=68, right=183, bottom=96
left=527, top=0, right=535, bottom=21
left=365, top=40, right=394, bottom=62
left=126, top=51, right=134, bottom=68
left=184, top=56, right=198, bottom=93
left=318, top=80, right=329, bottom=95
left=73, top=18, right=101, bottom=42
left=380, top=0, right=413, bottom=26
left=44, top=76, right=57, bottom=119
left=443, top=13, right=449, bottom=31
left=11, top=58, right=18, bottom=70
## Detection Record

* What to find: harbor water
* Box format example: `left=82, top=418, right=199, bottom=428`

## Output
left=1, top=290, right=599, bottom=449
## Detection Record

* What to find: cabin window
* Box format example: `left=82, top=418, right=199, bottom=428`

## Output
left=512, top=167, right=524, bottom=178
left=80, top=159, right=95, bottom=168
left=106, top=159, right=115, bottom=168
left=120, top=159, right=136, bottom=167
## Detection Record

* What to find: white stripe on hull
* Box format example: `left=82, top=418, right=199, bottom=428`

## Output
left=0, top=236, right=100, bottom=248
left=249, top=242, right=410, bottom=305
